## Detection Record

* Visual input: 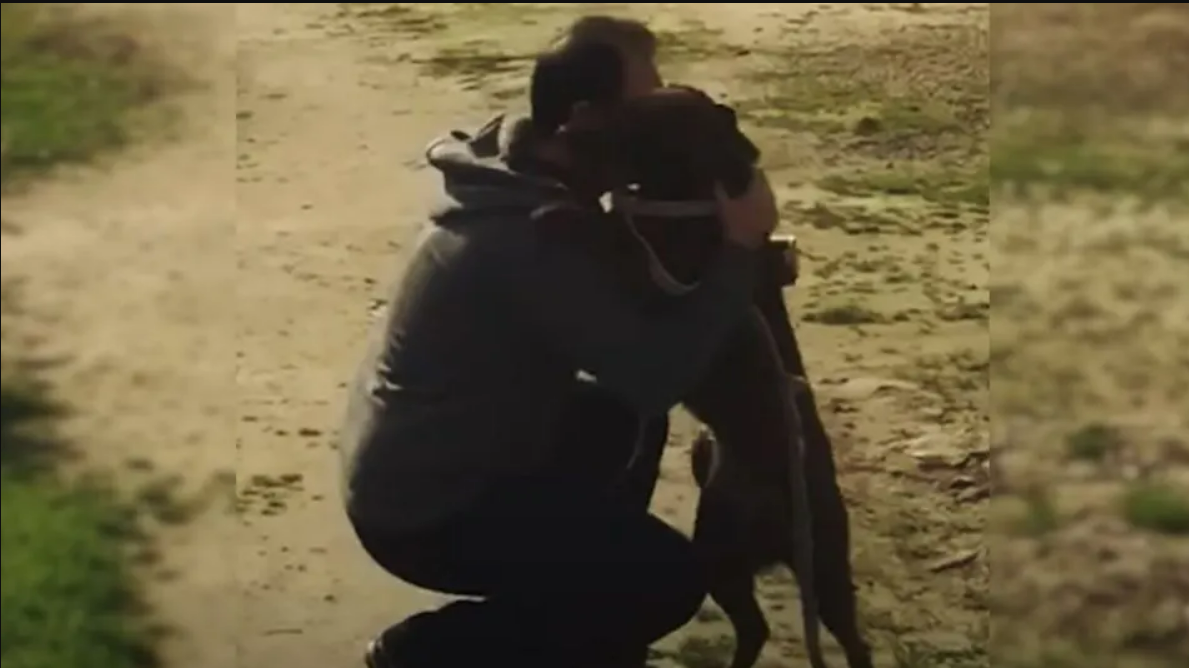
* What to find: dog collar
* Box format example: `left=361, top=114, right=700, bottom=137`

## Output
left=609, top=190, right=712, bottom=297
left=610, top=191, right=719, bottom=218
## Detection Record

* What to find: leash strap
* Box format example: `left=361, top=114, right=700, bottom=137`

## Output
left=610, top=190, right=719, bottom=218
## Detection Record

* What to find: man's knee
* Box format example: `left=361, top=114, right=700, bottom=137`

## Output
left=629, top=530, right=706, bottom=636
left=665, top=550, right=708, bottom=621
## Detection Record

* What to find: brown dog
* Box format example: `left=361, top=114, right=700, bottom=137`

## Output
left=607, top=87, right=875, bottom=668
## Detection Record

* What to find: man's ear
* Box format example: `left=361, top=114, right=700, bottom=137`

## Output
left=558, top=102, right=628, bottom=186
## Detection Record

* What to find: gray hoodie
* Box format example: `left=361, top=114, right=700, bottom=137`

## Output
left=341, top=115, right=758, bottom=534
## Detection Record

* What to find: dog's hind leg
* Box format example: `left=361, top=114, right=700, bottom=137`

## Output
left=793, top=481, right=873, bottom=668
left=786, top=377, right=873, bottom=668
left=816, top=570, right=873, bottom=668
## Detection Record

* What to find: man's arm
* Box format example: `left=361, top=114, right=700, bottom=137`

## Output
left=511, top=212, right=758, bottom=416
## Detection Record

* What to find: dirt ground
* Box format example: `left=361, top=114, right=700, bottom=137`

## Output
left=6, top=3, right=995, bottom=667
left=989, top=5, right=1188, bottom=668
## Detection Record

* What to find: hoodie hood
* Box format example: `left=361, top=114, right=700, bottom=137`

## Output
left=425, top=115, right=573, bottom=226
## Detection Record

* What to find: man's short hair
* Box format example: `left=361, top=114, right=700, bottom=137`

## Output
left=528, top=16, right=658, bottom=135
left=529, top=40, right=625, bottom=135
left=554, top=15, right=658, bottom=58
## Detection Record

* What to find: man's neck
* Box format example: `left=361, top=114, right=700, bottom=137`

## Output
left=528, top=138, right=607, bottom=203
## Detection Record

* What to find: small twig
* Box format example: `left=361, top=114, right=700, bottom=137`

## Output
left=928, top=547, right=980, bottom=573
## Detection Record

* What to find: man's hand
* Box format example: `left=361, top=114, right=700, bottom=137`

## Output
left=715, top=169, right=779, bottom=249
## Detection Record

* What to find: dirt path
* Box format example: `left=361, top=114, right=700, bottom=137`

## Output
left=989, top=7, right=1189, bottom=665
left=1, top=5, right=240, bottom=666
left=4, top=4, right=990, bottom=667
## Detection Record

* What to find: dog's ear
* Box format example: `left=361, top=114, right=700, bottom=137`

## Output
left=715, top=103, right=761, bottom=164
left=711, top=102, right=761, bottom=197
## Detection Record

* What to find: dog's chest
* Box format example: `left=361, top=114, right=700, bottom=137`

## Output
left=609, top=213, right=723, bottom=308
left=533, top=204, right=724, bottom=311
left=692, top=430, right=791, bottom=555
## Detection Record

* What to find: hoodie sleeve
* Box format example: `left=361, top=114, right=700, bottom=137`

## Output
left=510, top=208, right=758, bottom=417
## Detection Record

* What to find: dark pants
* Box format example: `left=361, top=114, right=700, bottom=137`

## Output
left=352, top=382, right=690, bottom=668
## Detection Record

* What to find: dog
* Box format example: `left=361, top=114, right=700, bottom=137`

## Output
left=606, top=86, right=874, bottom=668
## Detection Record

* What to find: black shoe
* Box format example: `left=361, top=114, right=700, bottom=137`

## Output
left=363, top=614, right=433, bottom=668
left=363, top=636, right=392, bottom=668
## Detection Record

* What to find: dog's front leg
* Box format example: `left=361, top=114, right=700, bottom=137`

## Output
left=684, top=311, right=829, bottom=668
left=684, top=309, right=832, bottom=665
left=690, top=432, right=770, bottom=668
left=694, top=503, right=770, bottom=668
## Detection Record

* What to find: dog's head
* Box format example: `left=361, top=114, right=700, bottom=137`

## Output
left=604, top=86, right=763, bottom=289
left=612, top=85, right=760, bottom=201
left=533, top=86, right=765, bottom=298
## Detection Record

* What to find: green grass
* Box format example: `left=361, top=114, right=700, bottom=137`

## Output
left=1, top=376, right=159, bottom=668
left=1121, top=482, right=1189, bottom=536
left=1, top=4, right=172, bottom=666
left=991, top=119, right=1189, bottom=203
left=819, top=165, right=989, bottom=207
left=0, top=3, right=173, bottom=187
left=803, top=303, right=886, bottom=326
left=989, top=5, right=1189, bottom=204
left=1064, top=422, right=1122, bottom=462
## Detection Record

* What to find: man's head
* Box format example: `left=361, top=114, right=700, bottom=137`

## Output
left=529, top=40, right=626, bottom=138
left=530, top=16, right=662, bottom=134
left=557, top=15, right=662, bottom=98
left=527, top=16, right=662, bottom=191
left=529, top=17, right=756, bottom=199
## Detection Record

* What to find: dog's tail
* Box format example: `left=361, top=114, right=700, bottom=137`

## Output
left=755, top=312, right=829, bottom=668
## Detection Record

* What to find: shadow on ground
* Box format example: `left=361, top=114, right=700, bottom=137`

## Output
left=1, top=5, right=212, bottom=668
left=0, top=346, right=165, bottom=668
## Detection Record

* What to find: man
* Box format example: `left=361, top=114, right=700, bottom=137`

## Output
left=340, top=20, right=779, bottom=668
left=526, top=14, right=669, bottom=512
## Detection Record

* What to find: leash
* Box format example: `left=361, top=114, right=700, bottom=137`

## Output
left=610, top=190, right=719, bottom=218
left=609, top=190, right=801, bottom=298
left=610, top=190, right=719, bottom=298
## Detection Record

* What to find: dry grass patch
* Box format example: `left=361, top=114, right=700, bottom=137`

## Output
left=991, top=5, right=1189, bottom=666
